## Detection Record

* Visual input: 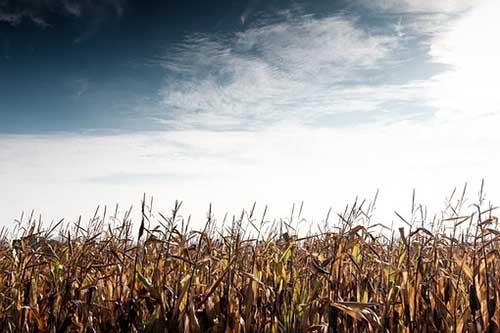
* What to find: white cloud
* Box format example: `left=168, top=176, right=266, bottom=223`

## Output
left=159, top=15, right=413, bottom=130
left=427, top=0, right=500, bottom=120
left=359, top=0, right=480, bottom=14
left=1, top=120, right=498, bottom=230
left=160, top=4, right=498, bottom=131
left=240, top=0, right=262, bottom=25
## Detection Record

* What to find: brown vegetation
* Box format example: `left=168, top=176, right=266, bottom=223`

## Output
left=0, top=188, right=499, bottom=332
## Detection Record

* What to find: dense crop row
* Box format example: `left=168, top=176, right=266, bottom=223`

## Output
left=0, top=190, right=498, bottom=332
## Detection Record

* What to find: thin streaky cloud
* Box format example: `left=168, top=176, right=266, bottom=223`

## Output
left=0, top=0, right=126, bottom=28
left=159, top=14, right=421, bottom=130
left=356, top=0, right=480, bottom=14
left=240, top=0, right=262, bottom=25
left=0, top=12, right=21, bottom=25
left=156, top=1, right=497, bottom=131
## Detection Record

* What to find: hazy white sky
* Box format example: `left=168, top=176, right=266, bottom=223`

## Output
left=1, top=0, right=499, bottom=229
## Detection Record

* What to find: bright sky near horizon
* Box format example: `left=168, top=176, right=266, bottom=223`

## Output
left=1, top=0, right=499, bottom=229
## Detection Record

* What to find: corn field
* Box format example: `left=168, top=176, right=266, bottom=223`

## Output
left=0, top=189, right=499, bottom=332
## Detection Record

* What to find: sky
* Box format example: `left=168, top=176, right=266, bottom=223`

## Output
left=1, top=0, right=499, bottom=230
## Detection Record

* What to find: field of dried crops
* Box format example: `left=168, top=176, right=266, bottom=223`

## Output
left=0, top=191, right=499, bottom=332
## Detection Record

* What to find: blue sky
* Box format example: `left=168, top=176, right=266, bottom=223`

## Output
left=0, top=0, right=450, bottom=132
left=1, top=0, right=499, bottom=228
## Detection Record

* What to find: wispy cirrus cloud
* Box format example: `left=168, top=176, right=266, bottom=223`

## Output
left=0, top=12, right=21, bottom=25
left=158, top=13, right=434, bottom=130
left=240, top=0, right=262, bottom=25
left=356, top=0, right=479, bottom=14
left=157, top=0, right=499, bottom=131
left=0, top=0, right=125, bottom=30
